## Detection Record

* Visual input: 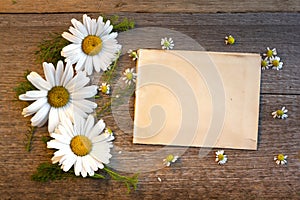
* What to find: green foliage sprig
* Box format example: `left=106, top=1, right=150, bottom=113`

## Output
left=105, top=15, right=135, bottom=32
left=102, top=166, right=138, bottom=193
left=32, top=163, right=138, bottom=193
left=32, top=162, right=73, bottom=182
left=35, top=33, right=70, bottom=64
left=14, top=70, right=36, bottom=97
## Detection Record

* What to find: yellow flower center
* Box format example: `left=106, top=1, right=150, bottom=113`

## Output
left=218, top=154, right=224, bottom=161
left=272, top=59, right=279, bottom=67
left=277, top=154, right=285, bottom=161
left=82, top=35, right=102, bottom=56
left=166, top=154, right=174, bottom=162
left=276, top=110, right=284, bottom=116
left=227, top=36, right=235, bottom=45
left=261, top=60, right=268, bottom=67
left=47, top=86, right=70, bottom=108
left=106, top=128, right=113, bottom=135
left=164, top=40, right=171, bottom=47
left=266, top=49, right=273, bottom=57
left=126, top=72, right=133, bottom=80
left=132, top=52, right=138, bottom=58
left=101, top=85, right=108, bottom=94
left=70, top=135, right=92, bottom=156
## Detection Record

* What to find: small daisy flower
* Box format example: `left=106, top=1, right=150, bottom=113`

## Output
left=270, top=56, right=283, bottom=70
left=163, top=154, right=179, bottom=167
left=104, top=128, right=115, bottom=141
left=99, top=82, right=110, bottom=95
left=261, top=57, right=271, bottom=70
left=61, top=14, right=121, bottom=75
left=161, top=37, right=174, bottom=50
left=215, top=150, right=227, bottom=165
left=122, top=68, right=137, bottom=85
left=19, top=61, right=98, bottom=132
left=47, top=115, right=114, bottom=177
left=224, top=35, right=235, bottom=45
left=272, top=107, right=288, bottom=119
left=263, top=47, right=277, bottom=58
left=127, top=49, right=138, bottom=61
left=274, top=154, right=288, bottom=165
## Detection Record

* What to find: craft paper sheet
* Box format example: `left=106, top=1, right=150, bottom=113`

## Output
left=133, top=49, right=261, bottom=150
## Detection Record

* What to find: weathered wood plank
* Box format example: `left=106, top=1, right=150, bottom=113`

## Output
left=1, top=13, right=299, bottom=94
left=1, top=0, right=300, bottom=13
left=1, top=91, right=299, bottom=199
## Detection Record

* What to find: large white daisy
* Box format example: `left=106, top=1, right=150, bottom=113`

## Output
left=19, top=61, right=98, bottom=132
left=47, top=115, right=114, bottom=177
left=61, top=14, right=121, bottom=75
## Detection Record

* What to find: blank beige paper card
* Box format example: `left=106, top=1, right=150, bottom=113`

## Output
left=133, top=49, right=261, bottom=150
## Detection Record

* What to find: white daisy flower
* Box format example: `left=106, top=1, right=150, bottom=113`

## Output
left=270, top=56, right=283, bottom=70
left=127, top=49, right=138, bottom=61
left=224, top=35, right=235, bottom=45
left=263, top=47, right=277, bottom=58
left=274, top=154, right=288, bottom=165
left=163, top=154, right=179, bottom=167
left=47, top=115, right=114, bottom=177
left=61, top=14, right=122, bottom=75
left=161, top=37, right=174, bottom=50
left=99, top=82, right=110, bottom=95
left=272, top=106, right=288, bottom=119
left=261, top=57, right=271, bottom=70
left=19, top=61, right=98, bottom=132
left=215, top=150, right=227, bottom=165
left=122, top=68, right=137, bottom=85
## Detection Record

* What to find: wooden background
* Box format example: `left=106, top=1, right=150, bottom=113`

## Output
left=0, top=0, right=299, bottom=199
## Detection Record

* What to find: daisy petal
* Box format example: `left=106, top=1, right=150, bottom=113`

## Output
left=88, top=119, right=105, bottom=139
left=62, top=32, right=82, bottom=44
left=22, top=97, right=48, bottom=117
left=43, top=62, right=56, bottom=87
left=55, top=61, right=64, bottom=86
left=71, top=85, right=98, bottom=99
left=74, top=157, right=83, bottom=176
left=27, top=72, right=51, bottom=91
left=31, top=103, right=50, bottom=127
left=48, top=107, right=60, bottom=133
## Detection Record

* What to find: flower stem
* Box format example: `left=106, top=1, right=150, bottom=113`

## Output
left=103, top=166, right=138, bottom=193
left=102, top=51, right=120, bottom=84
left=25, top=125, right=36, bottom=152
left=91, top=173, right=105, bottom=179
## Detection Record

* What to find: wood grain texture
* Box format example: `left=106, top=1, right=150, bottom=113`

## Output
left=1, top=0, right=300, bottom=13
left=1, top=13, right=299, bottom=94
left=0, top=12, right=300, bottom=199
